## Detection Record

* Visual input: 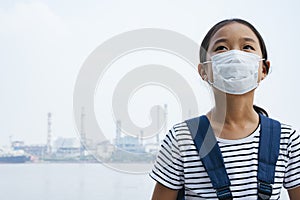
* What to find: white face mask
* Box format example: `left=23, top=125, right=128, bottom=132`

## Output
left=203, top=50, right=264, bottom=95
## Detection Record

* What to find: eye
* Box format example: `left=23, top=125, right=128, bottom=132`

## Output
left=243, top=45, right=255, bottom=51
left=214, top=46, right=228, bottom=52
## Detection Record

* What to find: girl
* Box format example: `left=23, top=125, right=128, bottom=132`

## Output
left=150, top=19, right=300, bottom=199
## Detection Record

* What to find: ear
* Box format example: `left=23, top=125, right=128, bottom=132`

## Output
left=261, top=60, right=270, bottom=80
left=198, top=63, right=207, bottom=80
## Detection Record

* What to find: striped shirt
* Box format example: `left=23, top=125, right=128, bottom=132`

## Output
left=150, top=120, right=300, bottom=199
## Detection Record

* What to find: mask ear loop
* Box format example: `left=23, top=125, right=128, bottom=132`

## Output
left=207, top=79, right=213, bottom=85
left=256, top=58, right=268, bottom=85
left=201, top=60, right=212, bottom=65
left=259, top=58, right=273, bottom=79
left=201, top=61, right=214, bottom=85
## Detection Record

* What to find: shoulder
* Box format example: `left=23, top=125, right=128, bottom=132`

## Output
left=170, top=121, right=191, bottom=140
left=173, top=121, right=189, bottom=132
left=171, top=115, right=207, bottom=139
left=158, top=121, right=192, bottom=154
left=266, top=116, right=298, bottom=146
left=169, top=121, right=196, bottom=153
left=279, top=123, right=298, bottom=145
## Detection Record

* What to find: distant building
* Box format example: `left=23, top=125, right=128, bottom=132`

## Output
left=51, top=137, right=81, bottom=159
left=144, top=143, right=160, bottom=154
left=96, top=140, right=114, bottom=161
left=116, top=135, right=145, bottom=153
left=11, top=141, right=25, bottom=148
left=11, top=141, right=46, bottom=158
left=111, top=135, right=155, bottom=162
left=55, top=147, right=81, bottom=157
left=53, top=137, right=80, bottom=151
left=22, top=145, right=47, bottom=157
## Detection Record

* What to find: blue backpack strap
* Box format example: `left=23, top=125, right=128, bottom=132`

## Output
left=176, top=188, right=185, bottom=200
left=257, top=114, right=281, bottom=200
left=185, top=115, right=232, bottom=200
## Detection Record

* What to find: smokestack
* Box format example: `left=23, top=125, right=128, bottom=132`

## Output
left=140, top=130, right=144, bottom=146
left=164, top=104, right=168, bottom=134
left=116, top=120, right=121, bottom=147
left=80, top=107, right=86, bottom=159
left=47, top=112, right=52, bottom=155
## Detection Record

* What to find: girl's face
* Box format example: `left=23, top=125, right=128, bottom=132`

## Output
left=200, top=22, right=269, bottom=85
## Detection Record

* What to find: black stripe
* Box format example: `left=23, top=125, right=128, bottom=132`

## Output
left=222, top=151, right=257, bottom=159
left=150, top=170, right=182, bottom=187
left=284, top=181, right=300, bottom=189
left=220, top=140, right=259, bottom=148
left=221, top=146, right=258, bottom=153
left=154, top=164, right=182, bottom=182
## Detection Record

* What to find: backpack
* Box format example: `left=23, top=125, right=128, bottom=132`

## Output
left=177, top=113, right=281, bottom=200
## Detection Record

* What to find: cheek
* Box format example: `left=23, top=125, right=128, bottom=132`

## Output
left=205, top=64, right=214, bottom=82
left=205, top=54, right=214, bottom=81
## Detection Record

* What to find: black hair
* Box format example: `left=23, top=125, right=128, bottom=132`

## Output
left=200, top=18, right=269, bottom=116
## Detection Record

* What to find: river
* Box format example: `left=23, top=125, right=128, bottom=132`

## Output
left=0, top=163, right=290, bottom=199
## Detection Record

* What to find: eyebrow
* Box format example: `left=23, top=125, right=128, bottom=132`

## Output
left=240, top=37, right=256, bottom=43
left=211, top=38, right=228, bottom=46
left=211, top=37, right=257, bottom=47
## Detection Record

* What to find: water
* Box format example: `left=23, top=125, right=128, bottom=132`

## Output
left=0, top=163, right=155, bottom=200
left=0, top=163, right=290, bottom=200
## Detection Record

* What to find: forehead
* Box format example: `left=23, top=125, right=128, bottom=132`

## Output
left=210, top=22, right=260, bottom=45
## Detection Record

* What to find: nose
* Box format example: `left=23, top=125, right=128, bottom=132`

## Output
left=231, top=44, right=241, bottom=51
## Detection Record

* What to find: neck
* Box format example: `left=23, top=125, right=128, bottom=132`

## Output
left=209, top=90, right=258, bottom=126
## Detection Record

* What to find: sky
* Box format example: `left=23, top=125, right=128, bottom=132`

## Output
left=0, top=0, right=300, bottom=146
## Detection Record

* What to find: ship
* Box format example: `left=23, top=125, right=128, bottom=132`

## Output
left=0, top=149, right=31, bottom=163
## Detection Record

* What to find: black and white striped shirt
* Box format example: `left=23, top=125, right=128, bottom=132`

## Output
left=150, top=121, right=300, bottom=199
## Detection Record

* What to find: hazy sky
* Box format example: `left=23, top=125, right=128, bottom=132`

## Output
left=0, top=0, right=299, bottom=146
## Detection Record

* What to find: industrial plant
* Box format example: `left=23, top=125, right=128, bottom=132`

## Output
left=0, top=105, right=169, bottom=164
